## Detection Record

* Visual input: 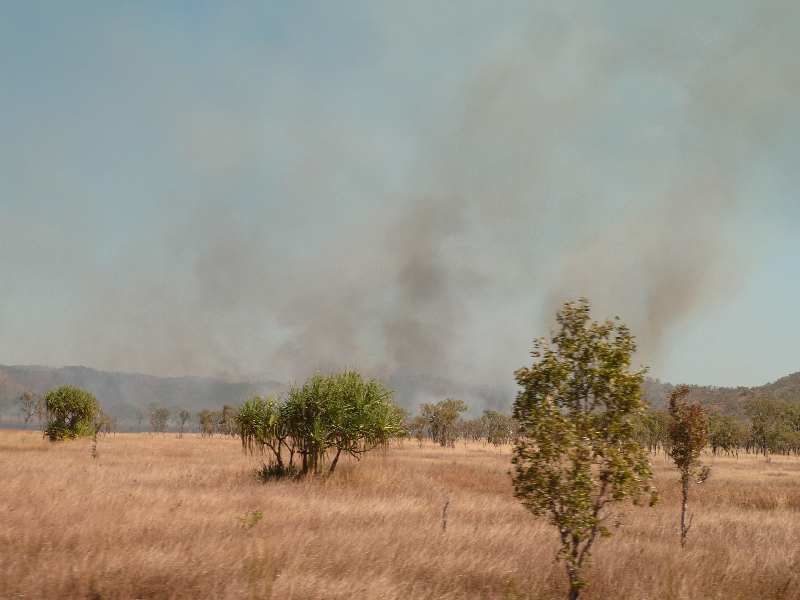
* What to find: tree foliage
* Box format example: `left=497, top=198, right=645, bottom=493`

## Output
left=512, top=299, right=656, bottom=599
left=237, top=370, right=405, bottom=477
left=667, top=385, right=709, bottom=547
left=43, top=385, right=101, bottom=441
left=420, top=398, right=467, bottom=447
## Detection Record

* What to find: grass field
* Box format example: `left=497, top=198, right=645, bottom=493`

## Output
left=2, top=430, right=799, bottom=599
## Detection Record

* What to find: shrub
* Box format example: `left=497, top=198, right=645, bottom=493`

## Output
left=43, top=386, right=100, bottom=441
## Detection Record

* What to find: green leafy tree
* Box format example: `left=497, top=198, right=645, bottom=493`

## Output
left=239, top=371, right=404, bottom=478
left=512, top=299, right=656, bottom=600
left=237, top=395, right=296, bottom=473
left=283, top=371, right=404, bottom=475
left=43, top=386, right=101, bottom=441
left=708, top=412, right=746, bottom=457
left=745, top=397, right=788, bottom=460
left=667, top=385, right=709, bottom=548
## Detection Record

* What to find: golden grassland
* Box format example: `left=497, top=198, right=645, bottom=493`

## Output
left=1, top=430, right=799, bottom=600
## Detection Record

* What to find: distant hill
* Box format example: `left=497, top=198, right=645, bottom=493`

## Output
left=2, top=364, right=798, bottom=428
left=642, top=372, right=800, bottom=417
left=0, top=365, right=509, bottom=428
left=0, top=365, right=283, bottom=428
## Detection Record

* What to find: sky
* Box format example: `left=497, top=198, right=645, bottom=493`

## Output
left=1, top=1, right=798, bottom=390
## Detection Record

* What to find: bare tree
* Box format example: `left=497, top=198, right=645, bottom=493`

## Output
left=177, top=408, right=191, bottom=438
left=17, top=391, right=39, bottom=425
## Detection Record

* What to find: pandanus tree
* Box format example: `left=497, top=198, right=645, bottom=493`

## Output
left=512, top=299, right=656, bottom=600
left=237, top=395, right=296, bottom=472
left=237, top=370, right=404, bottom=477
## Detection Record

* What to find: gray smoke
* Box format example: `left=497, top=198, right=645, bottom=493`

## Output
left=4, top=2, right=798, bottom=395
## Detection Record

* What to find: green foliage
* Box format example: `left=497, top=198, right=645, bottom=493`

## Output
left=255, top=463, right=299, bottom=482
left=745, top=397, right=794, bottom=457
left=237, top=371, right=404, bottom=477
left=43, top=385, right=100, bottom=441
left=420, top=398, right=467, bottom=447
left=512, top=299, right=656, bottom=599
left=708, top=412, right=746, bottom=456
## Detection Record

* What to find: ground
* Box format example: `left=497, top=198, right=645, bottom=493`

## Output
left=2, top=430, right=799, bottom=599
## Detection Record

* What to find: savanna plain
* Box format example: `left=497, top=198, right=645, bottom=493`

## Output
left=2, top=430, right=799, bottom=600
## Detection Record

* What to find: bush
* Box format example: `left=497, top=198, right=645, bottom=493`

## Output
left=43, top=386, right=100, bottom=441
left=255, top=463, right=299, bottom=482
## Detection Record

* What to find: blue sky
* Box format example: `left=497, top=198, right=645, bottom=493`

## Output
left=1, top=2, right=798, bottom=388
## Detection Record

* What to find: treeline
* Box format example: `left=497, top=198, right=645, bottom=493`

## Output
left=405, top=398, right=517, bottom=447
left=16, top=379, right=800, bottom=460
left=635, top=397, right=800, bottom=457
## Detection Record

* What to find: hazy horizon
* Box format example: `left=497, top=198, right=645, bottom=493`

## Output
left=2, top=2, right=799, bottom=389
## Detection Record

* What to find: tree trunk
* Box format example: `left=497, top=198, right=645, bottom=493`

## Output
left=566, top=565, right=581, bottom=600
left=680, top=473, right=689, bottom=548
left=328, top=447, right=342, bottom=475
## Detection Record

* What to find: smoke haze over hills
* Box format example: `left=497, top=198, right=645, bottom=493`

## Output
left=1, top=2, right=799, bottom=390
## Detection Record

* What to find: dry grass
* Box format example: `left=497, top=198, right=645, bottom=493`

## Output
left=1, top=430, right=799, bottom=600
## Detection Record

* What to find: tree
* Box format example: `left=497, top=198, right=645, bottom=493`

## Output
left=177, top=408, right=191, bottom=438
left=420, top=398, right=467, bottom=447
left=480, top=410, right=516, bottom=446
left=238, top=371, right=405, bottom=477
left=283, top=371, right=404, bottom=475
left=237, top=395, right=295, bottom=473
left=17, top=391, right=39, bottom=425
left=667, top=385, right=709, bottom=548
left=512, top=299, right=656, bottom=600
left=149, top=405, right=170, bottom=434
left=198, top=410, right=216, bottom=437
left=745, top=398, right=787, bottom=460
left=43, top=386, right=100, bottom=441
left=708, top=412, right=745, bottom=457
left=219, top=405, right=238, bottom=436
left=407, top=415, right=429, bottom=447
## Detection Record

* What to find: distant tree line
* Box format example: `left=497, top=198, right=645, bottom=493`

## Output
left=634, top=396, right=800, bottom=458
left=406, top=398, right=518, bottom=448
